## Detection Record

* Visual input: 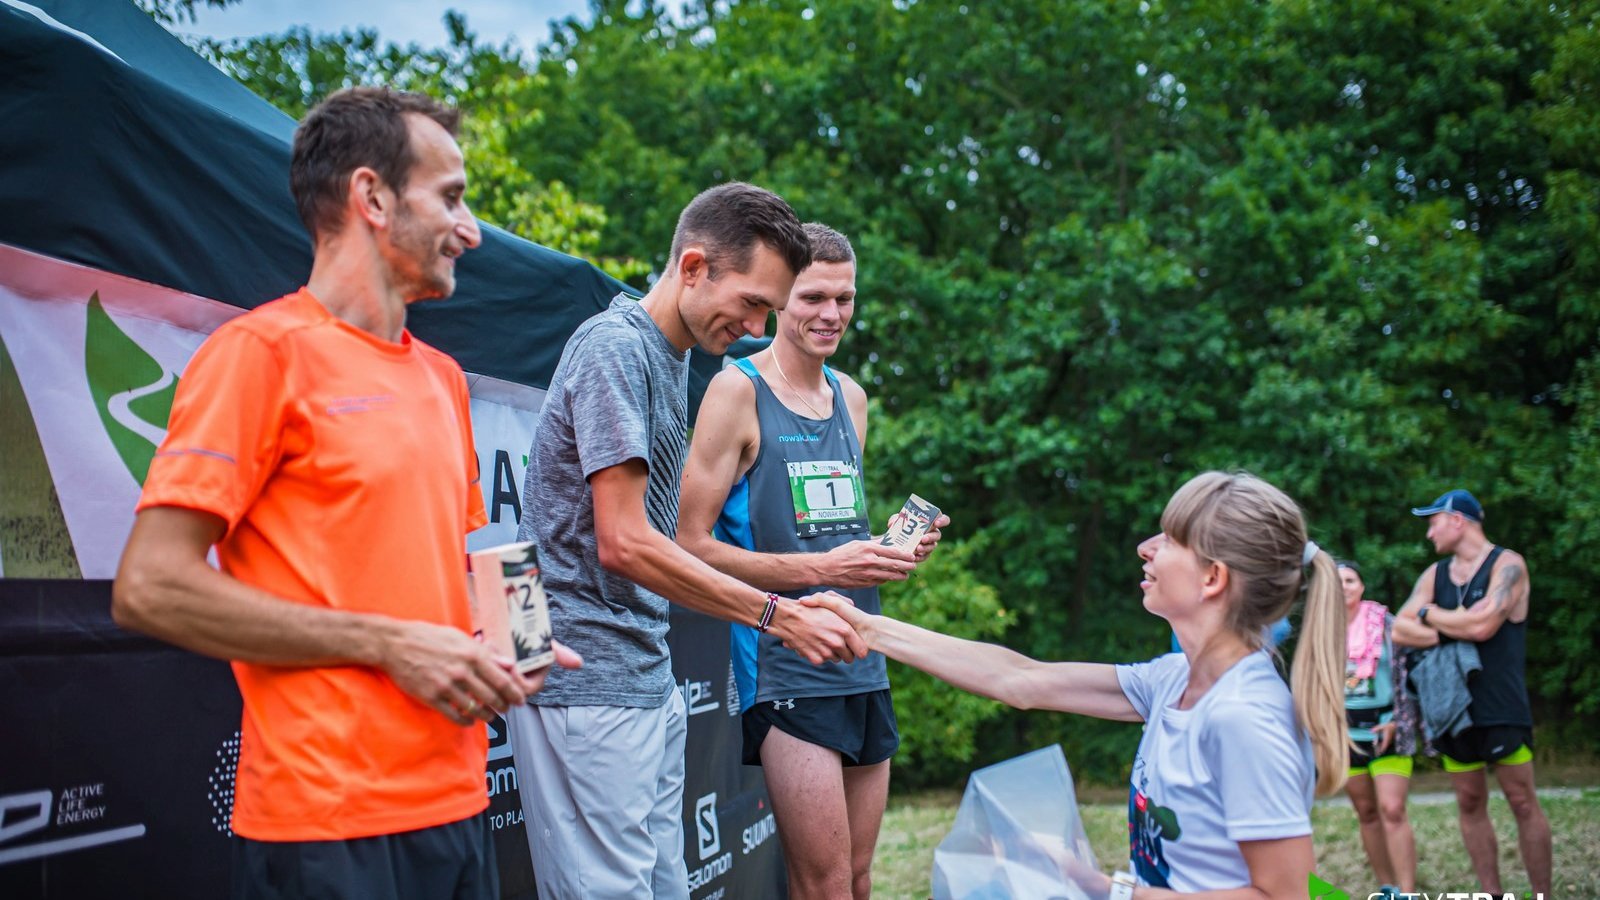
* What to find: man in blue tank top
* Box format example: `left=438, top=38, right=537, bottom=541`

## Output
left=678, top=224, right=949, bottom=899
left=1392, top=489, right=1551, bottom=896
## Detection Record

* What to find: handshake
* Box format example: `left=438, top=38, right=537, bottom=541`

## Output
left=769, top=500, right=950, bottom=666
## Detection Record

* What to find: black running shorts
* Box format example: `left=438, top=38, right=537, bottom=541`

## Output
left=742, top=689, right=899, bottom=768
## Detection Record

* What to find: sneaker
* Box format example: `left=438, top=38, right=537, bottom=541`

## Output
left=1377, top=886, right=1403, bottom=899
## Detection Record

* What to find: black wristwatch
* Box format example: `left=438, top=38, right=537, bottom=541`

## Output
left=1418, top=605, right=1432, bottom=626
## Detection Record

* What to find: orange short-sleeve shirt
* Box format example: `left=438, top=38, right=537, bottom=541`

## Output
left=138, top=289, right=490, bottom=841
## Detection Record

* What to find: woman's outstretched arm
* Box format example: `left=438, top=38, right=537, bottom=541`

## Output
left=805, top=594, right=1142, bottom=722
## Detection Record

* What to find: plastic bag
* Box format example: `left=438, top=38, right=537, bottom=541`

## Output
left=931, top=745, right=1104, bottom=900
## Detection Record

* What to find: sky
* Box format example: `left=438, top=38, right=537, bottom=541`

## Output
left=183, top=1, right=595, bottom=55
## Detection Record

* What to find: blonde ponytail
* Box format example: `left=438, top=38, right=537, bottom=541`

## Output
left=1292, top=549, right=1350, bottom=796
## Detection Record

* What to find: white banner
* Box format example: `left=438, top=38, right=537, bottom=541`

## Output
left=0, top=242, right=543, bottom=577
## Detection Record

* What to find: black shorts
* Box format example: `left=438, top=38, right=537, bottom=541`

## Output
left=1349, top=739, right=1380, bottom=769
left=1346, top=707, right=1392, bottom=767
left=1432, top=724, right=1534, bottom=766
left=742, top=689, right=899, bottom=767
left=231, top=812, right=497, bottom=900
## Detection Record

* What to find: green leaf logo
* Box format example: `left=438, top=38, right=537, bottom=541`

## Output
left=1308, top=872, right=1349, bottom=900
left=1149, top=805, right=1182, bottom=840
left=85, top=292, right=178, bottom=485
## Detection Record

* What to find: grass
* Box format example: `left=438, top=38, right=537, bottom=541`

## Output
left=872, top=785, right=1600, bottom=899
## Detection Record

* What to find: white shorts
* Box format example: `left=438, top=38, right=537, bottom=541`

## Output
left=507, top=689, right=688, bottom=899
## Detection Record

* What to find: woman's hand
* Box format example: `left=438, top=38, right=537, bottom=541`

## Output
left=1371, top=721, right=1397, bottom=756
left=800, top=591, right=874, bottom=644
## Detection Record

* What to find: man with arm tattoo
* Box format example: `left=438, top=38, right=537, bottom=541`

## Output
left=1391, top=489, right=1551, bottom=896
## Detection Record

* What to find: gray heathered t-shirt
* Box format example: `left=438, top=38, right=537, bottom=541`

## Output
left=515, top=295, right=689, bottom=708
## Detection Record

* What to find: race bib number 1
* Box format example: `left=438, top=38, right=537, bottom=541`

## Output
left=787, top=459, right=869, bottom=538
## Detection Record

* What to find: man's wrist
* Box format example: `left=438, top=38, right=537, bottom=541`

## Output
left=756, top=593, right=781, bottom=633
left=355, top=613, right=401, bottom=670
left=760, top=592, right=796, bottom=635
left=1418, top=604, right=1434, bottom=626
left=810, top=549, right=837, bottom=585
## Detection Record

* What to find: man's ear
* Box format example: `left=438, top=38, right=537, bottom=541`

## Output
left=349, top=166, right=391, bottom=230
left=677, top=246, right=709, bottom=287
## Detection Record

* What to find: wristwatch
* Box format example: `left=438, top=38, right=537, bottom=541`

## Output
left=1418, top=605, right=1432, bottom=626
left=1109, top=870, right=1136, bottom=900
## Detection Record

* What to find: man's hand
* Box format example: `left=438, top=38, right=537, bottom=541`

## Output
left=503, top=639, right=585, bottom=712
left=821, top=541, right=916, bottom=587
left=378, top=623, right=581, bottom=726
left=768, top=592, right=869, bottom=664
left=914, top=513, right=952, bottom=563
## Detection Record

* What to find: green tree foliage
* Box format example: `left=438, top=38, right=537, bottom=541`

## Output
left=186, top=0, right=1600, bottom=780
left=196, top=14, right=645, bottom=281
left=136, top=0, right=239, bottom=26
left=872, top=530, right=1008, bottom=789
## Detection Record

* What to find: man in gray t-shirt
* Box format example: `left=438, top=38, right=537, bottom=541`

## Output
left=515, top=294, right=690, bottom=707
left=506, top=183, right=867, bottom=900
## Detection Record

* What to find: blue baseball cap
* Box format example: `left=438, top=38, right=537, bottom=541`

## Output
left=1411, top=489, right=1483, bottom=522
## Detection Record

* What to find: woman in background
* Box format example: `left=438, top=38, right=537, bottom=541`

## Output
left=1339, top=560, right=1418, bottom=900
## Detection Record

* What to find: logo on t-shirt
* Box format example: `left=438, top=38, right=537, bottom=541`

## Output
left=1344, top=659, right=1376, bottom=699
left=324, top=394, right=394, bottom=415
left=1129, top=759, right=1180, bottom=887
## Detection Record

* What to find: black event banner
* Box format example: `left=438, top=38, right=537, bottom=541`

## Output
left=0, top=581, right=784, bottom=898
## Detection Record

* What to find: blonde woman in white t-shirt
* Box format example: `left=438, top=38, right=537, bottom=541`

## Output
left=807, top=471, right=1348, bottom=899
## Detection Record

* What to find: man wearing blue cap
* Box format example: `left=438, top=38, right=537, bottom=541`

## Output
left=1392, top=489, right=1551, bottom=896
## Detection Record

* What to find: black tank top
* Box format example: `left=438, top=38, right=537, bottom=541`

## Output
left=1433, top=546, right=1532, bottom=727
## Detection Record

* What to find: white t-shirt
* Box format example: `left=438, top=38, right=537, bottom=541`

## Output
left=1114, top=651, right=1313, bottom=891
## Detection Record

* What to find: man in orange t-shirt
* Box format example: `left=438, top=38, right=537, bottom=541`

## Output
left=113, top=87, right=577, bottom=899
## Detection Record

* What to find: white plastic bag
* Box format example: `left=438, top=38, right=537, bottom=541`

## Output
left=931, top=745, right=1103, bottom=900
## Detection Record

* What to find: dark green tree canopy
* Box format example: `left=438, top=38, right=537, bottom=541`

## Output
left=184, top=0, right=1600, bottom=782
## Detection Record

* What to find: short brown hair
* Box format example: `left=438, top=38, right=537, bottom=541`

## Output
left=669, top=183, right=811, bottom=278
left=801, top=223, right=855, bottom=265
left=290, top=87, right=461, bottom=242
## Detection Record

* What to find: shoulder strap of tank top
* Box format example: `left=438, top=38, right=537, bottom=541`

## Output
left=821, top=365, right=864, bottom=444
left=731, top=356, right=783, bottom=405
left=734, top=355, right=808, bottom=414
left=1473, top=546, right=1505, bottom=585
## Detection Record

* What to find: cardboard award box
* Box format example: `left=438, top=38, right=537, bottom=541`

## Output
left=880, top=494, right=941, bottom=552
left=468, top=541, right=555, bottom=672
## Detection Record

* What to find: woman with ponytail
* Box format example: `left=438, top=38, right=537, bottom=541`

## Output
left=806, top=471, right=1347, bottom=898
